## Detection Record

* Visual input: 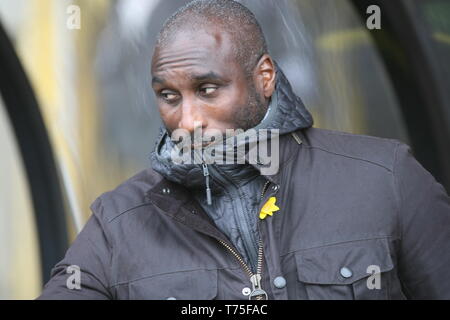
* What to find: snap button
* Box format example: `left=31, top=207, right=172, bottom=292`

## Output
left=272, top=185, right=279, bottom=191
left=242, top=287, right=251, bottom=296
left=167, top=297, right=177, bottom=300
left=340, top=267, right=353, bottom=278
left=162, top=188, right=171, bottom=195
left=273, top=276, right=286, bottom=289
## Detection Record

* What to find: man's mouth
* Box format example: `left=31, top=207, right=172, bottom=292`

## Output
left=191, top=142, right=209, bottom=149
left=190, top=141, right=218, bottom=149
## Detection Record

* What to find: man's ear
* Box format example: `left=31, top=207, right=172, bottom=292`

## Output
left=254, top=54, right=276, bottom=99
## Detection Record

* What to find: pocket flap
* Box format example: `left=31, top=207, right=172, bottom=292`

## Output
left=129, top=269, right=218, bottom=300
left=295, top=238, right=394, bottom=285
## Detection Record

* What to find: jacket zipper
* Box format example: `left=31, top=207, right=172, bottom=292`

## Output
left=260, top=180, right=271, bottom=199
left=202, top=164, right=213, bottom=205
left=217, top=179, right=271, bottom=300
left=217, top=239, right=267, bottom=300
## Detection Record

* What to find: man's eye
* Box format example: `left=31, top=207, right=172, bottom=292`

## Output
left=160, top=91, right=179, bottom=101
left=200, top=86, right=218, bottom=95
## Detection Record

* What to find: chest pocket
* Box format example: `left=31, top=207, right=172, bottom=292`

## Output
left=295, top=238, right=395, bottom=300
left=128, top=269, right=218, bottom=300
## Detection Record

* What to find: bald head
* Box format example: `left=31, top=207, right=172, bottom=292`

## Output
left=155, top=0, right=268, bottom=77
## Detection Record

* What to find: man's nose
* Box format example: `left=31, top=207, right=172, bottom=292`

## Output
left=178, top=97, right=207, bottom=133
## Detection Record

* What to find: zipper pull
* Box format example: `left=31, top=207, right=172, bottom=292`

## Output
left=202, top=163, right=212, bottom=205
left=249, top=274, right=268, bottom=300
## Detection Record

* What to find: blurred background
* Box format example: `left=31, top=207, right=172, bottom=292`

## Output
left=0, top=0, right=449, bottom=299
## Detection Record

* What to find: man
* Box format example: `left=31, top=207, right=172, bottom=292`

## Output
left=39, top=0, right=450, bottom=300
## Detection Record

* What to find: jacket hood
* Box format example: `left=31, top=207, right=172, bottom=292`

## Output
left=150, top=61, right=313, bottom=188
left=253, top=61, right=314, bottom=135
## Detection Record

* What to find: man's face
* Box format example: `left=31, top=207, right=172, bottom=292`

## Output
left=151, top=28, right=267, bottom=143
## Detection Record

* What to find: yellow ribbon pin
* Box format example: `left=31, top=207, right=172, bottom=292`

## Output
left=259, top=197, right=280, bottom=219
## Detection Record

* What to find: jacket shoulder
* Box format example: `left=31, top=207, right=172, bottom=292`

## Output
left=89, top=168, right=163, bottom=223
left=302, top=127, right=404, bottom=172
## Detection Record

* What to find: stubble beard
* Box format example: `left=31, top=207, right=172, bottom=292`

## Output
left=233, top=80, right=268, bottom=131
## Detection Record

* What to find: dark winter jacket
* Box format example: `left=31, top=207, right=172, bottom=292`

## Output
left=38, top=65, right=450, bottom=300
